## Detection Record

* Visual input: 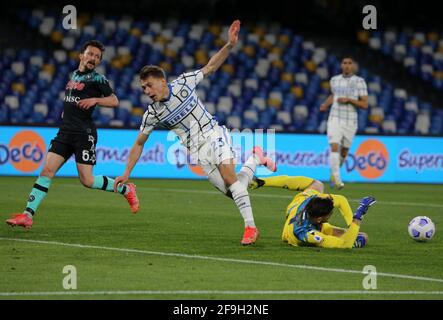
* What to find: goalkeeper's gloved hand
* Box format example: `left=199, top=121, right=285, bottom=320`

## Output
left=353, top=196, right=377, bottom=221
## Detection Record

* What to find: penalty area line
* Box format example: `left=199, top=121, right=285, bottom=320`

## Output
left=1, top=237, right=443, bottom=285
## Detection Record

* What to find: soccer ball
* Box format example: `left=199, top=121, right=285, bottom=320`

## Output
left=408, top=216, right=436, bottom=242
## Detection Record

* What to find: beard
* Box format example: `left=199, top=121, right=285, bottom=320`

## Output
left=84, top=61, right=95, bottom=70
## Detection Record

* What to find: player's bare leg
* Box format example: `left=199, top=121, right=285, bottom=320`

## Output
left=6, top=152, right=65, bottom=229
left=218, top=160, right=259, bottom=245
left=77, top=163, right=139, bottom=214
left=329, top=143, right=344, bottom=189
left=340, top=147, right=349, bottom=167
left=77, top=163, right=95, bottom=188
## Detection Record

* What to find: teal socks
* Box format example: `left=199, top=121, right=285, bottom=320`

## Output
left=24, top=176, right=52, bottom=218
left=92, top=176, right=128, bottom=195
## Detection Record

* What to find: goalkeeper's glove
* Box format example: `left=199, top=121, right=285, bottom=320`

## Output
left=353, top=196, right=377, bottom=221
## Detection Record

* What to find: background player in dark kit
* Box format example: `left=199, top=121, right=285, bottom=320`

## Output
left=6, top=40, right=139, bottom=229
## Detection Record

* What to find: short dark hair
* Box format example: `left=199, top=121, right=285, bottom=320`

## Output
left=305, top=197, right=334, bottom=218
left=341, top=55, right=354, bottom=62
left=81, top=40, right=105, bottom=58
left=139, top=65, right=166, bottom=80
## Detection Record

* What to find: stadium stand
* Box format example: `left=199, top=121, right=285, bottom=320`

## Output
left=358, top=29, right=443, bottom=91
left=1, top=8, right=442, bottom=135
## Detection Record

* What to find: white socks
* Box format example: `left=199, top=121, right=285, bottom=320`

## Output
left=229, top=181, right=255, bottom=227
left=330, top=152, right=342, bottom=183
left=237, top=155, right=259, bottom=188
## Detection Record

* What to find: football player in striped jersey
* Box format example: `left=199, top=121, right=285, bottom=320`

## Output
left=114, top=20, right=276, bottom=245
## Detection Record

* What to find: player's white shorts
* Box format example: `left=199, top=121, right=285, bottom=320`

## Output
left=327, top=119, right=357, bottom=148
left=197, top=125, right=236, bottom=175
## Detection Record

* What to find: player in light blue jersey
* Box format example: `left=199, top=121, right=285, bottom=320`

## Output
left=114, top=20, right=276, bottom=245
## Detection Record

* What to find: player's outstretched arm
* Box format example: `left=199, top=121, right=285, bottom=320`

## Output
left=319, top=94, right=333, bottom=112
left=113, top=132, right=149, bottom=191
left=202, top=20, right=240, bottom=77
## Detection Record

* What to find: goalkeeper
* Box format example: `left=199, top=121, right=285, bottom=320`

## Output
left=250, top=175, right=376, bottom=249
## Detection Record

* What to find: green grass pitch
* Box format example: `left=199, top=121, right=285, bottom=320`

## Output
left=1, top=176, right=442, bottom=300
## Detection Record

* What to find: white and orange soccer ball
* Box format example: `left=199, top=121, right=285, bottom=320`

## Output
left=408, top=216, right=436, bottom=242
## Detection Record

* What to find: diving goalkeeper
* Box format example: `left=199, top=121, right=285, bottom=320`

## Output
left=250, top=176, right=376, bottom=249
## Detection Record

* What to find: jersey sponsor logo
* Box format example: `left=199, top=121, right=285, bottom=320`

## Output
left=346, top=139, right=389, bottom=179
left=66, top=80, right=85, bottom=91
left=0, top=130, right=46, bottom=172
left=332, top=77, right=365, bottom=101
left=164, top=96, right=197, bottom=126
left=64, top=95, right=81, bottom=103
left=334, top=87, right=356, bottom=96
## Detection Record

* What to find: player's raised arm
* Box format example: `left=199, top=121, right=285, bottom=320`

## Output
left=113, top=132, right=149, bottom=191
left=202, top=20, right=240, bottom=77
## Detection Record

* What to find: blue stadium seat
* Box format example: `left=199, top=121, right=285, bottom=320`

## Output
left=0, top=10, right=440, bottom=135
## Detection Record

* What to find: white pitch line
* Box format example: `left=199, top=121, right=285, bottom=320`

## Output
left=1, top=237, right=443, bottom=285
left=57, top=183, right=443, bottom=208
left=140, top=187, right=443, bottom=208
left=1, top=290, right=443, bottom=297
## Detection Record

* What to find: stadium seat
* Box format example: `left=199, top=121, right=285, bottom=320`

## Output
left=226, top=115, right=241, bottom=129
left=243, top=109, right=259, bottom=124
left=415, top=113, right=431, bottom=134
left=361, top=28, right=443, bottom=91
left=0, top=10, right=440, bottom=135
left=382, top=116, right=397, bottom=133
